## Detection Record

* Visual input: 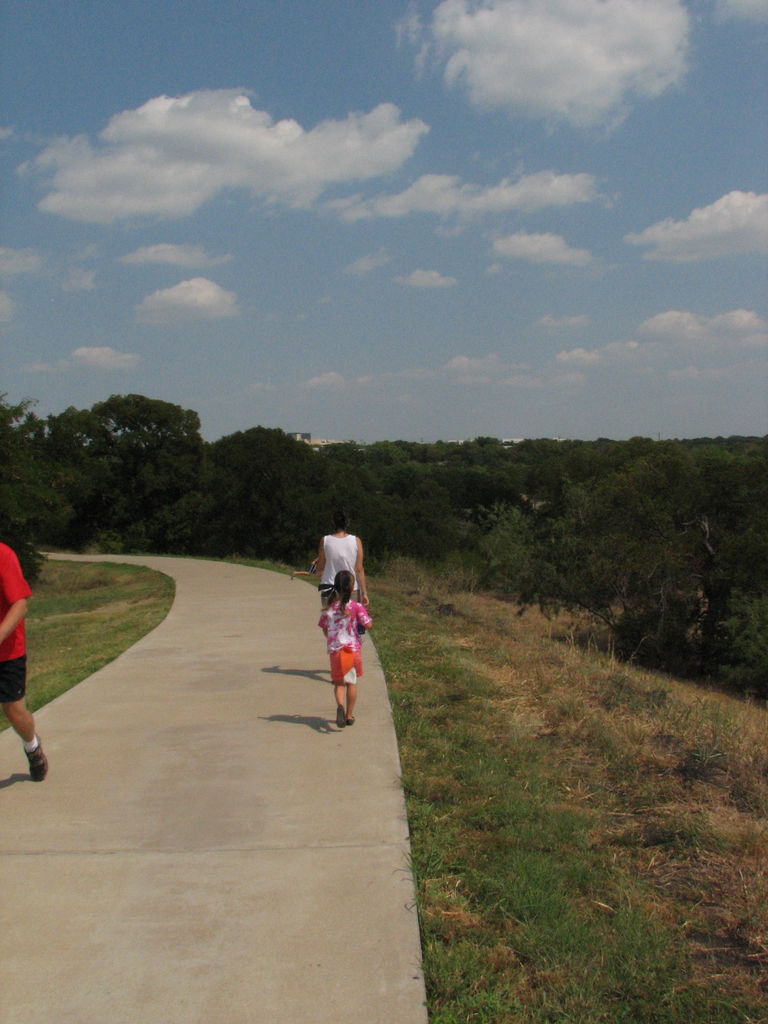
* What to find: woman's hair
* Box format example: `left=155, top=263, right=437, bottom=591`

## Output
left=333, top=570, right=355, bottom=613
left=332, top=508, right=349, bottom=532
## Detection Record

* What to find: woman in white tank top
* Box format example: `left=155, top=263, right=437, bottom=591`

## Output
left=316, top=509, right=369, bottom=608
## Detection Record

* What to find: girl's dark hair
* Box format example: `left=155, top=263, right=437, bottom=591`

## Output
left=333, top=570, right=355, bottom=613
left=332, top=508, right=349, bottom=531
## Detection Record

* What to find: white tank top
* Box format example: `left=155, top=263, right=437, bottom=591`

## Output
left=321, top=534, right=358, bottom=588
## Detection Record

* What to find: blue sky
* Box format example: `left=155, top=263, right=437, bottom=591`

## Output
left=1, top=0, right=766, bottom=442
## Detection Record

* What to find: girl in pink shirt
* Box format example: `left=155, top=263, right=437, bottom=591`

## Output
left=318, top=570, right=372, bottom=729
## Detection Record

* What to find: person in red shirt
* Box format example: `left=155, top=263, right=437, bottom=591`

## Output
left=0, top=542, right=48, bottom=781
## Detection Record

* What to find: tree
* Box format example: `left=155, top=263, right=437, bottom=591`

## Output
left=0, top=395, right=62, bottom=578
left=721, top=592, right=768, bottom=696
left=40, top=395, right=205, bottom=553
left=523, top=440, right=768, bottom=682
left=31, top=404, right=107, bottom=550
left=201, top=427, right=329, bottom=561
left=477, top=504, right=535, bottom=592
left=521, top=446, right=698, bottom=669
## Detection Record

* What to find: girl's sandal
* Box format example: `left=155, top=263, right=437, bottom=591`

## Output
left=345, top=716, right=356, bottom=726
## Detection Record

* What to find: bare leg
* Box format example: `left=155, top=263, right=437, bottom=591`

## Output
left=334, top=682, right=346, bottom=708
left=3, top=699, right=36, bottom=743
left=345, top=683, right=357, bottom=722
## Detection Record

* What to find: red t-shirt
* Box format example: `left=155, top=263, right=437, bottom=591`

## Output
left=0, top=543, right=32, bottom=661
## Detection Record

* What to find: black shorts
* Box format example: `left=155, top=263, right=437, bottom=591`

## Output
left=0, top=655, right=27, bottom=703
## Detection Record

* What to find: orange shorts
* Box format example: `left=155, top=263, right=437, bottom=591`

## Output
left=330, top=648, right=363, bottom=683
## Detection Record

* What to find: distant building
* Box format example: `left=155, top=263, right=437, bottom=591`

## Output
left=286, top=432, right=344, bottom=448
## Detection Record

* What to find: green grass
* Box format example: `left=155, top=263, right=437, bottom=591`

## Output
left=372, top=561, right=768, bottom=1024
left=11, top=558, right=175, bottom=720
left=14, top=555, right=768, bottom=1021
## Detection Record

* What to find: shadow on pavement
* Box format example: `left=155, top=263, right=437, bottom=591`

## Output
left=0, top=772, right=31, bottom=790
left=262, top=664, right=331, bottom=685
left=259, top=713, right=337, bottom=734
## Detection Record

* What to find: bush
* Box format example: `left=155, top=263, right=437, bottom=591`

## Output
left=720, top=592, right=768, bottom=696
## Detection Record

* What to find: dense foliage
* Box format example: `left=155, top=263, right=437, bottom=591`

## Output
left=3, top=393, right=766, bottom=693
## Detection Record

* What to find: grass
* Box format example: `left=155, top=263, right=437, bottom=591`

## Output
left=8, top=558, right=175, bottom=722
left=13, top=554, right=768, bottom=1020
left=372, top=557, right=768, bottom=1024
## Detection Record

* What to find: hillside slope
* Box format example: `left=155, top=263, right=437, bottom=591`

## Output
left=373, top=560, right=767, bottom=1024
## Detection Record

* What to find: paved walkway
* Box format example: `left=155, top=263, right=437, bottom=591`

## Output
left=0, top=555, right=427, bottom=1024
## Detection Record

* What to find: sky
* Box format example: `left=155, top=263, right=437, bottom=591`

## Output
left=1, top=0, right=766, bottom=443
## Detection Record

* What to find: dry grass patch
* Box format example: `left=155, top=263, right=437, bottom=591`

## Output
left=374, top=558, right=768, bottom=1022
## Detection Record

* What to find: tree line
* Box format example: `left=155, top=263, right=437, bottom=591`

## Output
left=3, top=392, right=766, bottom=694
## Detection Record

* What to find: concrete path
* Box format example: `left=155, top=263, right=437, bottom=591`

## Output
left=0, top=555, right=427, bottom=1024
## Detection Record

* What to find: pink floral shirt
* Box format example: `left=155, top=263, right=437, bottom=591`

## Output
left=318, top=600, right=372, bottom=653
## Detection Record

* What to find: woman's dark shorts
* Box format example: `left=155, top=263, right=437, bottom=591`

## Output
left=0, top=655, right=27, bottom=703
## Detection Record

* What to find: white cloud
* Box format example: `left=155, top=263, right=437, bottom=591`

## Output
left=666, top=357, right=768, bottom=385
left=136, top=277, right=240, bottom=323
left=396, top=8, right=425, bottom=49
left=424, top=0, right=689, bottom=128
left=289, top=325, right=757, bottom=411
left=639, top=308, right=767, bottom=347
left=300, top=371, right=347, bottom=389
left=668, top=364, right=737, bottom=381
left=29, top=90, right=428, bottom=223
left=297, top=355, right=541, bottom=392
left=395, top=268, right=458, bottom=288
left=444, top=353, right=504, bottom=381
left=539, top=314, right=590, bottom=328
left=442, top=353, right=544, bottom=385
left=625, top=191, right=768, bottom=261
left=557, top=340, right=641, bottom=366
left=121, top=243, right=231, bottom=267
left=72, top=346, right=139, bottom=369
left=493, top=231, right=592, bottom=266
left=24, top=360, right=67, bottom=373
left=639, top=310, right=702, bottom=337
left=554, top=308, right=767, bottom=374
left=368, top=366, right=436, bottom=384
left=0, top=246, right=43, bottom=275
left=551, top=370, right=588, bottom=388
left=556, top=347, right=601, bottom=366
left=25, top=346, right=139, bottom=371
left=0, top=291, right=14, bottom=322
left=343, top=249, right=391, bottom=275
left=445, top=353, right=503, bottom=373
left=63, top=267, right=96, bottom=291
left=716, top=0, right=768, bottom=21
left=329, top=169, right=601, bottom=222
